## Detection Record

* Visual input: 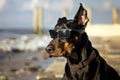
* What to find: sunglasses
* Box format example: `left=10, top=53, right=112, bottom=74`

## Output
left=49, top=29, right=84, bottom=39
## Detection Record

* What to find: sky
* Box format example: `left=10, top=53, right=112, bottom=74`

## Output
left=0, top=0, right=120, bottom=29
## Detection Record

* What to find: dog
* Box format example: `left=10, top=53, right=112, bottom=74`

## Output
left=45, top=3, right=120, bottom=80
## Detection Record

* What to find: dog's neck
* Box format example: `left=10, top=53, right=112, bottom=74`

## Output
left=67, top=43, right=89, bottom=65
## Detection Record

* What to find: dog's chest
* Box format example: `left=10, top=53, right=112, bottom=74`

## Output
left=69, top=65, right=89, bottom=80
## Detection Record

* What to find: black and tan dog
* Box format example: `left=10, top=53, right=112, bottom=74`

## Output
left=45, top=3, right=120, bottom=80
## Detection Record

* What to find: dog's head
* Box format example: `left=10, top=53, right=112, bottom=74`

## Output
left=45, top=3, right=89, bottom=58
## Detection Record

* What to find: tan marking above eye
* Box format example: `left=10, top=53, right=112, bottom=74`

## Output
left=72, top=46, right=75, bottom=49
left=75, top=36, right=79, bottom=40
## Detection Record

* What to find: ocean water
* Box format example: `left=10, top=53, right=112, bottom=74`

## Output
left=0, top=29, right=49, bottom=39
left=0, top=29, right=31, bottom=39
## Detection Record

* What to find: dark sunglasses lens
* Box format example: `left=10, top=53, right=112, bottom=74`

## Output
left=49, top=30, right=56, bottom=38
left=58, top=30, right=70, bottom=38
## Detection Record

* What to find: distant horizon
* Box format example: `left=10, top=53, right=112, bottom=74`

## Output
left=0, top=23, right=119, bottom=30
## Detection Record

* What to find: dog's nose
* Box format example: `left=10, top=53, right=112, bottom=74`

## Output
left=46, top=45, right=55, bottom=53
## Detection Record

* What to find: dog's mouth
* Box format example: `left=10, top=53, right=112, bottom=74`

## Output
left=48, top=54, right=62, bottom=57
left=46, top=52, right=64, bottom=58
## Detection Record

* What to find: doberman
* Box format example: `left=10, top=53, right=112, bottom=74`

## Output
left=45, top=3, right=120, bottom=80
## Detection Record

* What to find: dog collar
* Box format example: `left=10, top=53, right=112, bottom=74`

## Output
left=79, top=50, right=96, bottom=68
left=69, top=50, right=97, bottom=69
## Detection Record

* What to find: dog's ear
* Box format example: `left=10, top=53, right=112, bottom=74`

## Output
left=57, top=17, right=67, bottom=26
left=74, top=3, right=89, bottom=28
